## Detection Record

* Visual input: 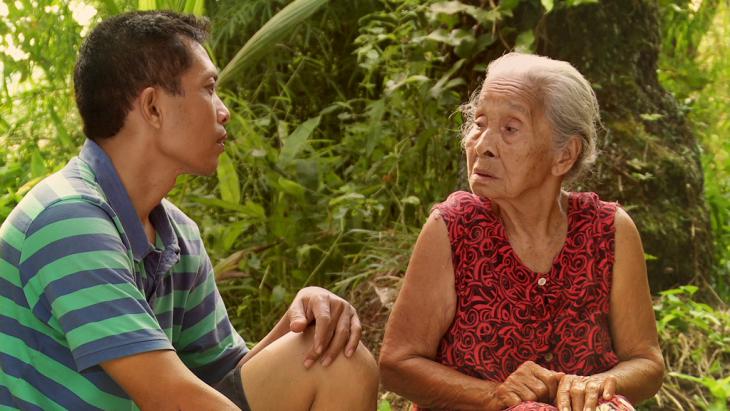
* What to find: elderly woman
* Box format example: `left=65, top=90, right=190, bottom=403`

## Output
left=379, top=53, right=664, bottom=411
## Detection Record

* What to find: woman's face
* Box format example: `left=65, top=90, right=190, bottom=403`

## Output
left=464, top=74, right=558, bottom=201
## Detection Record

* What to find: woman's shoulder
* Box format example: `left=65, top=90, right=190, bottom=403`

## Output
left=569, top=191, right=621, bottom=236
left=431, top=191, right=496, bottom=227
left=432, top=190, right=491, bottom=213
left=570, top=191, right=619, bottom=214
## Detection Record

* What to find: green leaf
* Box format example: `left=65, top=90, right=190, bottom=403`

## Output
left=499, top=0, right=522, bottom=12
left=191, top=197, right=265, bottom=219
left=278, top=116, right=321, bottom=166
left=30, top=150, right=45, bottom=179
left=183, top=0, right=205, bottom=15
left=429, top=1, right=472, bottom=16
left=514, top=30, right=535, bottom=53
left=216, top=152, right=240, bottom=204
left=640, top=113, right=664, bottom=121
left=222, top=221, right=251, bottom=251
left=138, top=0, right=156, bottom=10
left=271, top=285, right=288, bottom=304
left=277, top=177, right=307, bottom=198
left=218, top=0, right=329, bottom=86
left=541, top=0, right=554, bottom=12
left=377, top=400, right=393, bottom=411
left=401, top=196, right=420, bottom=206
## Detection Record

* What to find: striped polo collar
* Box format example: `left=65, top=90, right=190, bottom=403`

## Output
left=79, top=139, right=179, bottom=262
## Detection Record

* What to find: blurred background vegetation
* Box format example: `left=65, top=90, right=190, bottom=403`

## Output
left=1, top=0, right=728, bottom=409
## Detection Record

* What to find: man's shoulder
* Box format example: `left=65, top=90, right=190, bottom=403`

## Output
left=6, top=158, right=111, bottom=235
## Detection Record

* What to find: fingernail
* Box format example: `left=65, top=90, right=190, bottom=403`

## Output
left=346, top=348, right=354, bottom=357
left=562, top=408, right=569, bottom=411
left=321, top=357, right=331, bottom=367
left=304, top=359, right=313, bottom=368
left=316, top=345, right=322, bottom=354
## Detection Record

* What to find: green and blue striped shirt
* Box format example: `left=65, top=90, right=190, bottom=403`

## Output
left=0, top=140, right=247, bottom=410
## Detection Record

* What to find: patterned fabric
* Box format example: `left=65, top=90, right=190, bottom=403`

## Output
left=0, top=140, right=247, bottom=410
left=506, top=395, right=635, bottom=410
left=414, top=191, right=620, bottom=410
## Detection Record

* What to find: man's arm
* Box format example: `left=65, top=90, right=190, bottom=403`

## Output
left=102, top=350, right=239, bottom=411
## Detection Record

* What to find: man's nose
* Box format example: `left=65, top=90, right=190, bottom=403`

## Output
left=216, top=96, right=230, bottom=125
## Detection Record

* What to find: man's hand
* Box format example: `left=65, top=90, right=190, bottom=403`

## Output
left=286, top=286, right=362, bottom=368
left=494, top=361, right=564, bottom=408
left=555, top=374, right=617, bottom=411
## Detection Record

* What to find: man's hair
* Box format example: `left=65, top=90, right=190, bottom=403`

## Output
left=74, top=11, right=210, bottom=140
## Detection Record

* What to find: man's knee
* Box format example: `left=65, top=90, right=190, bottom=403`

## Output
left=330, top=341, right=378, bottom=386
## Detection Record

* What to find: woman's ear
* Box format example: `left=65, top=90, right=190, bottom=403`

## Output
left=552, top=135, right=582, bottom=177
left=139, top=86, right=162, bottom=129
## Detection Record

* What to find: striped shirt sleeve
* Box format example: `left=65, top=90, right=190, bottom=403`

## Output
left=176, top=248, right=247, bottom=384
left=18, top=199, right=173, bottom=371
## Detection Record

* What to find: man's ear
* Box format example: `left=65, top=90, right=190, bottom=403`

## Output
left=552, top=135, right=582, bottom=177
left=139, top=86, right=162, bottom=129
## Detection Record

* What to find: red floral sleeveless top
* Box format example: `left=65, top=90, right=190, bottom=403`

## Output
left=432, top=191, right=620, bottom=384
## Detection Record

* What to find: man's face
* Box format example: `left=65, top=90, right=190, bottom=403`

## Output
left=155, top=39, right=230, bottom=176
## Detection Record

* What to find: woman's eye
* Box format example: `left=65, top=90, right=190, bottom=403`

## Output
left=504, top=121, right=520, bottom=134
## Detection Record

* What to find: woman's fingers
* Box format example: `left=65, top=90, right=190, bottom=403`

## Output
left=583, top=379, right=603, bottom=410
left=555, top=374, right=616, bottom=411
left=569, top=378, right=586, bottom=411
left=555, top=374, right=572, bottom=411
left=603, top=376, right=617, bottom=400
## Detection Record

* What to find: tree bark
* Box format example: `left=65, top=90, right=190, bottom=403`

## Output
left=534, top=0, right=714, bottom=291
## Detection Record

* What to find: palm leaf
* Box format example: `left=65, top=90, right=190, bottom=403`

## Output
left=218, top=0, right=328, bottom=87
left=137, top=0, right=156, bottom=10
left=137, top=0, right=204, bottom=15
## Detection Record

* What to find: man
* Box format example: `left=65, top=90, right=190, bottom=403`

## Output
left=0, top=11, right=378, bottom=411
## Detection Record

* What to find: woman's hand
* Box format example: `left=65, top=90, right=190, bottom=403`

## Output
left=286, top=286, right=362, bottom=368
left=555, top=374, right=617, bottom=411
left=494, top=361, right=564, bottom=408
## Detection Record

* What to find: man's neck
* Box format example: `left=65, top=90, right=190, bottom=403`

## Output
left=97, top=133, right=178, bottom=225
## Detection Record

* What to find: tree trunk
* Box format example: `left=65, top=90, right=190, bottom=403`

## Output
left=534, top=0, right=713, bottom=291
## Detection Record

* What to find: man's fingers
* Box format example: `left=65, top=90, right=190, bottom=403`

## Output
left=287, top=298, right=309, bottom=332
left=311, top=294, right=333, bottom=356
left=319, top=306, right=351, bottom=367
left=345, top=309, right=362, bottom=357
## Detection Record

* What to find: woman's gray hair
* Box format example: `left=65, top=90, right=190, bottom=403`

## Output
left=461, top=52, right=600, bottom=183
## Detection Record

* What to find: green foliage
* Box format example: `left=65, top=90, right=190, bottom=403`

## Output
left=0, top=0, right=97, bottom=220
left=658, top=0, right=730, bottom=295
left=647, top=286, right=730, bottom=410
left=3, top=2, right=730, bottom=410
left=217, top=0, right=329, bottom=86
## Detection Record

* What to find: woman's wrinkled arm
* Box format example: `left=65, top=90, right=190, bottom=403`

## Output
left=379, top=212, right=503, bottom=411
left=596, top=208, right=665, bottom=401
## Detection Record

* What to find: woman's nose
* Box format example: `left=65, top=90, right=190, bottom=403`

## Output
left=474, top=128, right=496, bottom=158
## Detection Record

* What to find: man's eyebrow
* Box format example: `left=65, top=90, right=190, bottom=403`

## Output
left=203, top=69, right=219, bottom=81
